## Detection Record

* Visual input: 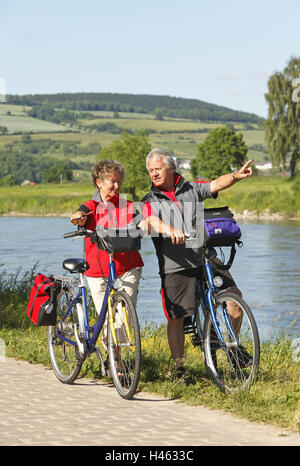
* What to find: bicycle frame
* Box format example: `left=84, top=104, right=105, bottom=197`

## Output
left=55, top=253, right=118, bottom=352
left=200, top=253, right=238, bottom=348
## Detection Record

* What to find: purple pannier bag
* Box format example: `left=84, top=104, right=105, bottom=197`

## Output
left=203, top=206, right=241, bottom=247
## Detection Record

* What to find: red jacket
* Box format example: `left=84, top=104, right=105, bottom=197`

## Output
left=79, top=196, right=143, bottom=277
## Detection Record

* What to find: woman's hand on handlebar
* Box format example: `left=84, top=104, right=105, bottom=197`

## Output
left=71, top=211, right=92, bottom=226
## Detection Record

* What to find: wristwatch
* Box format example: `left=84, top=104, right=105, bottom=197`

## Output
left=232, top=170, right=239, bottom=182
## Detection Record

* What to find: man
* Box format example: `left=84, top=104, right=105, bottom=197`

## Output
left=142, top=148, right=252, bottom=381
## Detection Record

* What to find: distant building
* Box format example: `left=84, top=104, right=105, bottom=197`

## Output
left=178, top=159, right=191, bottom=170
left=255, top=162, right=272, bottom=171
left=21, top=179, right=36, bottom=186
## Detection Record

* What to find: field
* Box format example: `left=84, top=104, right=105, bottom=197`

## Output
left=0, top=104, right=71, bottom=133
left=0, top=102, right=267, bottom=164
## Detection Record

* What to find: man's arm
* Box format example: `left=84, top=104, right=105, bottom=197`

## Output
left=146, top=215, right=185, bottom=244
left=210, top=160, right=253, bottom=195
left=139, top=201, right=185, bottom=244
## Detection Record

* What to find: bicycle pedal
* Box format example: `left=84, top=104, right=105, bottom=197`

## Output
left=183, top=324, right=194, bottom=334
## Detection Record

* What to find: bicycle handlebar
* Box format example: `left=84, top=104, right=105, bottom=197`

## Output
left=63, top=227, right=94, bottom=239
left=184, top=232, right=197, bottom=242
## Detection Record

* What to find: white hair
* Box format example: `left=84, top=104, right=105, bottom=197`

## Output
left=146, top=148, right=176, bottom=170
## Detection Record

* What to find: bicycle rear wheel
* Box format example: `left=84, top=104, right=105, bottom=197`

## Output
left=204, top=292, right=260, bottom=393
left=48, top=287, right=83, bottom=384
left=107, top=290, right=141, bottom=399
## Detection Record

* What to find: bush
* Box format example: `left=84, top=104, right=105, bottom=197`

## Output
left=0, top=266, right=37, bottom=329
left=0, top=174, right=18, bottom=186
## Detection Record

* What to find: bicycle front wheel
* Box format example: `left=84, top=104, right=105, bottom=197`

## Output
left=107, top=290, right=141, bottom=399
left=48, top=287, right=83, bottom=384
left=204, top=292, right=260, bottom=393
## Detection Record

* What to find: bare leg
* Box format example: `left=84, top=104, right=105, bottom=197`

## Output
left=226, top=286, right=242, bottom=336
left=167, top=317, right=185, bottom=367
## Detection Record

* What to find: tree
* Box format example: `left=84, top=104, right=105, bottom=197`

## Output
left=0, top=151, right=52, bottom=184
left=0, top=174, right=17, bottom=186
left=265, top=56, right=300, bottom=177
left=191, top=126, right=248, bottom=179
left=42, top=161, right=73, bottom=184
left=98, top=131, right=151, bottom=201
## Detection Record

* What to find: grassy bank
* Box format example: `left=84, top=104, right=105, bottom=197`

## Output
left=0, top=269, right=300, bottom=432
left=1, top=175, right=300, bottom=218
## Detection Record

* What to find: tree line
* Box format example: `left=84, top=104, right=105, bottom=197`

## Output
left=0, top=137, right=100, bottom=185
left=0, top=127, right=250, bottom=192
left=7, top=92, right=264, bottom=124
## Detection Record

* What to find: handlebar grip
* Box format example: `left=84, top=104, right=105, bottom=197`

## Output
left=63, top=231, right=79, bottom=238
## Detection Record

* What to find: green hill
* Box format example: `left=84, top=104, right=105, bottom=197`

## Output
left=0, top=93, right=268, bottom=187
left=7, top=92, right=263, bottom=124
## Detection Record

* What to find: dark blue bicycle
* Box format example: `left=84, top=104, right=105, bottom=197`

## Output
left=184, top=246, right=260, bottom=393
left=47, top=226, right=141, bottom=399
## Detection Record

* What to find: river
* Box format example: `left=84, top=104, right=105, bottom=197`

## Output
left=1, top=217, right=300, bottom=340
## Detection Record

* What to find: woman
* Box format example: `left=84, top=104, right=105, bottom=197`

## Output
left=71, top=160, right=143, bottom=315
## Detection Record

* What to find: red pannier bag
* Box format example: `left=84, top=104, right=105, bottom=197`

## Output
left=27, top=274, right=57, bottom=326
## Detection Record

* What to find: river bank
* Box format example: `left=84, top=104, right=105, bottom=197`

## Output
left=233, top=209, right=300, bottom=222
left=1, top=208, right=300, bottom=222
left=1, top=175, right=300, bottom=220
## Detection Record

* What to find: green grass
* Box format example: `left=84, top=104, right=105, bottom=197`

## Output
left=79, top=116, right=223, bottom=132
left=0, top=114, right=70, bottom=133
left=205, top=175, right=299, bottom=217
left=0, top=103, right=30, bottom=116
left=0, top=175, right=299, bottom=218
left=0, top=183, right=94, bottom=216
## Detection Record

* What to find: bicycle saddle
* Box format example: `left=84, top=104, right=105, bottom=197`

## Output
left=63, top=258, right=89, bottom=273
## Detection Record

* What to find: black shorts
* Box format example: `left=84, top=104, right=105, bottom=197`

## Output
left=160, top=264, right=237, bottom=320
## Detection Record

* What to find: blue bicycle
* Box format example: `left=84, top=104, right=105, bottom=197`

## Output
left=47, top=226, right=141, bottom=399
left=184, top=246, right=260, bottom=393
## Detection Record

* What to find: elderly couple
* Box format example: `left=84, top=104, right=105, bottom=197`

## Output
left=71, top=149, right=253, bottom=381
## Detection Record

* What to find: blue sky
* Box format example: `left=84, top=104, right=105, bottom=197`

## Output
left=1, top=0, right=300, bottom=117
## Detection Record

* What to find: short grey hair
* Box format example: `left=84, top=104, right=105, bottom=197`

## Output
left=146, top=148, right=176, bottom=170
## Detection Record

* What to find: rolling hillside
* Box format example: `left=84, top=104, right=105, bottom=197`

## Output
left=7, top=92, right=264, bottom=124
left=0, top=93, right=268, bottom=185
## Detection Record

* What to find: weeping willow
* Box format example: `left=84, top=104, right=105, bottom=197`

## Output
left=265, top=56, right=300, bottom=178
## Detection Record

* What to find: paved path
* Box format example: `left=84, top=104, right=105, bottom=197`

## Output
left=0, top=357, right=300, bottom=446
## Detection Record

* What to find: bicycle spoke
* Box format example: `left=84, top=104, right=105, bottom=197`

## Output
left=204, top=292, right=260, bottom=393
left=108, top=291, right=141, bottom=399
left=48, top=288, right=83, bottom=384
